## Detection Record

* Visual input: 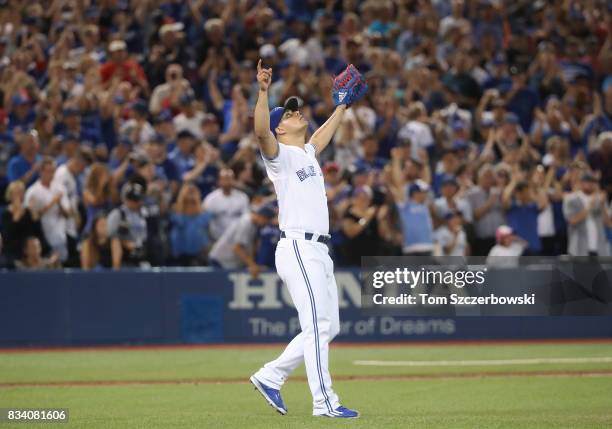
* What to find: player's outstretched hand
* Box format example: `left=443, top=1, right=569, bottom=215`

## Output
left=257, top=59, right=272, bottom=92
left=332, top=64, right=368, bottom=107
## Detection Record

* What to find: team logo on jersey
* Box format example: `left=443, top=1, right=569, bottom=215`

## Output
left=296, top=165, right=318, bottom=182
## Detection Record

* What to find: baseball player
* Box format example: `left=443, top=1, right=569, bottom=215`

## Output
left=249, top=59, right=367, bottom=419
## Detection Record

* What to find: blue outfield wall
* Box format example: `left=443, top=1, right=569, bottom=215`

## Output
left=0, top=269, right=611, bottom=346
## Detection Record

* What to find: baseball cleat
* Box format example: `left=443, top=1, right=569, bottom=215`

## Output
left=249, top=376, right=287, bottom=415
left=318, top=406, right=360, bottom=419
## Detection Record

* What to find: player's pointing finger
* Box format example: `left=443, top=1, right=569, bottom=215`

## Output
left=257, top=59, right=262, bottom=72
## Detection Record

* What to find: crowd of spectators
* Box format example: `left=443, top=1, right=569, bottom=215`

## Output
left=0, top=0, right=611, bottom=271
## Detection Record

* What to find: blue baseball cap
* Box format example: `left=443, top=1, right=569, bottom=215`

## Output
left=481, top=112, right=495, bottom=128
left=277, top=59, right=291, bottom=70
left=451, top=139, right=468, bottom=151
left=444, top=209, right=462, bottom=220
left=12, top=94, right=30, bottom=106
left=408, top=180, right=430, bottom=195
left=63, top=107, right=79, bottom=116
left=118, top=136, right=133, bottom=147
left=149, top=133, right=166, bottom=145
left=451, top=120, right=467, bottom=132
left=131, top=99, right=148, bottom=114
left=569, top=68, right=591, bottom=84
left=353, top=164, right=371, bottom=176
left=254, top=204, right=276, bottom=219
left=352, top=185, right=373, bottom=198
left=177, top=129, right=195, bottom=140
left=179, top=92, right=195, bottom=105
left=492, top=54, right=506, bottom=65
left=269, top=97, right=300, bottom=136
left=61, top=132, right=79, bottom=143
left=440, top=174, right=459, bottom=187
left=156, top=109, right=172, bottom=123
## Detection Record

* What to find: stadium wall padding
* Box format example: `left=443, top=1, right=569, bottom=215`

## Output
left=0, top=269, right=611, bottom=346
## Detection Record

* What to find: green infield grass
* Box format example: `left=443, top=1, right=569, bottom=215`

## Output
left=1, top=341, right=611, bottom=428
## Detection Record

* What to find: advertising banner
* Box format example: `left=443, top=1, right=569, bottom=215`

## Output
left=0, top=269, right=611, bottom=346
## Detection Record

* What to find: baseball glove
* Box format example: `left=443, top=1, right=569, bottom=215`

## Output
left=332, top=64, right=368, bottom=107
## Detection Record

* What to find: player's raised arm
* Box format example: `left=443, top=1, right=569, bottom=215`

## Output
left=310, top=64, right=368, bottom=156
left=309, top=105, right=347, bottom=155
left=254, top=59, right=279, bottom=159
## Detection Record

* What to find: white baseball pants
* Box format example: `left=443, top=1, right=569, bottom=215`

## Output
left=253, top=237, right=341, bottom=415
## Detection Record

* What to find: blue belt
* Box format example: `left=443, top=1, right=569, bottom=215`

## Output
left=280, top=231, right=330, bottom=244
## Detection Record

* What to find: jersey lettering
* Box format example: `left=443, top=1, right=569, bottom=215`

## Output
left=296, top=165, right=318, bottom=182
left=262, top=143, right=329, bottom=235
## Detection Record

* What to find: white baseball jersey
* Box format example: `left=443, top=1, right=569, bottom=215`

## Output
left=24, top=180, right=70, bottom=260
left=52, top=164, right=79, bottom=238
left=256, top=140, right=342, bottom=415
left=262, top=142, right=329, bottom=235
left=202, top=188, right=250, bottom=241
left=208, top=211, right=257, bottom=269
